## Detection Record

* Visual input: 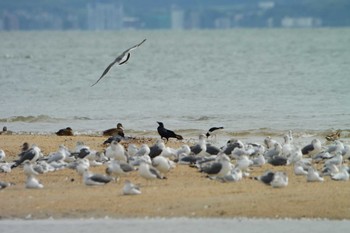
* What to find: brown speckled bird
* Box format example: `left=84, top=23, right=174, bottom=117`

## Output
left=103, top=123, right=125, bottom=137
left=325, top=130, right=341, bottom=141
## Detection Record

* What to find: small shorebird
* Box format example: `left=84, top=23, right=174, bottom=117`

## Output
left=91, top=39, right=146, bottom=87
left=325, top=130, right=341, bottom=141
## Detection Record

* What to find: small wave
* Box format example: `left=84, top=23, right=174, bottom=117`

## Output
left=73, top=116, right=92, bottom=120
left=0, top=115, right=62, bottom=123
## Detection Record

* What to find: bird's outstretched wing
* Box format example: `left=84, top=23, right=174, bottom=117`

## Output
left=123, top=38, right=147, bottom=54
left=91, top=38, right=147, bottom=87
left=91, top=59, right=119, bottom=87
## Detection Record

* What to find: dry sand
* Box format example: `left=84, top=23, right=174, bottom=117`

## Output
left=0, top=134, right=349, bottom=220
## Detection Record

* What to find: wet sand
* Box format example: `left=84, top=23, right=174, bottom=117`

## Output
left=0, top=134, right=349, bottom=220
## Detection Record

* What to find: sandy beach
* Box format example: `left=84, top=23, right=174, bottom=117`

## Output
left=0, top=134, right=349, bottom=220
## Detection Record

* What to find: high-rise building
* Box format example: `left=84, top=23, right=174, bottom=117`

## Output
left=171, top=5, right=184, bottom=30
left=87, top=1, right=124, bottom=30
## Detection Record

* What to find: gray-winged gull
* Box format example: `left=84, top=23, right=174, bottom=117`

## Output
left=105, top=140, right=127, bottom=162
left=190, top=134, right=207, bottom=156
left=152, top=155, right=175, bottom=178
left=307, top=166, right=324, bottom=182
left=200, top=153, right=232, bottom=179
left=91, top=39, right=146, bottom=87
left=302, top=139, right=322, bottom=157
left=106, top=160, right=135, bottom=178
left=149, top=139, right=166, bottom=158
left=83, top=169, right=113, bottom=186
left=23, top=161, right=40, bottom=176
left=122, top=180, right=141, bottom=195
left=0, top=181, right=15, bottom=189
left=47, top=145, right=69, bottom=163
left=222, top=139, right=244, bottom=155
left=331, top=165, right=349, bottom=181
left=25, top=175, right=44, bottom=189
left=0, top=149, right=5, bottom=161
left=294, top=161, right=309, bottom=175
left=12, top=144, right=41, bottom=168
left=138, top=161, right=164, bottom=180
left=270, top=171, right=288, bottom=188
left=324, top=152, right=343, bottom=167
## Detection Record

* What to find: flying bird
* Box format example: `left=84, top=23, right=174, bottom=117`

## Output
left=91, top=39, right=146, bottom=87
left=206, top=126, right=224, bottom=139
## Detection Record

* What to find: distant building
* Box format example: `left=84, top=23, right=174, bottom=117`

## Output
left=171, top=5, right=184, bottom=30
left=281, top=17, right=322, bottom=28
left=214, top=17, right=231, bottom=29
left=87, top=1, right=124, bottom=30
left=186, top=11, right=200, bottom=29
left=259, top=1, right=275, bottom=10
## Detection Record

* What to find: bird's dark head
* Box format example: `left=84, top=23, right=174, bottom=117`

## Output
left=157, top=122, right=164, bottom=127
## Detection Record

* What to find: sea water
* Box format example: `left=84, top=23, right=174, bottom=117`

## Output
left=0, top=29, right=349, bottom=144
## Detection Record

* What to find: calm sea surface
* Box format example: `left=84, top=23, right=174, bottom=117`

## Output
left=0, top=29, right=349, bottom=143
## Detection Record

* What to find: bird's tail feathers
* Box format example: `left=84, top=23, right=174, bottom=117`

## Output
left=176, top=135, right=183, bottom=140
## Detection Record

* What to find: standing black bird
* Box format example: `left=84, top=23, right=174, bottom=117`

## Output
left=157, top=122, right=183, bottom=142
left=91, top=39, right=146, bottom=87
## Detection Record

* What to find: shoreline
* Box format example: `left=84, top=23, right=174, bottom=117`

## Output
left=0, top=134, right=350, bottom=220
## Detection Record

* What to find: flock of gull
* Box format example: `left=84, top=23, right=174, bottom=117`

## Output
left=0, top=123, right=349, bottom=195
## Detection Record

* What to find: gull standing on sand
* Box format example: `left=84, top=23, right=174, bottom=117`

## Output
left=0, top=149, right=5, bottom=161
left=324, top=152, right=343, bottom=167
left=200, top=153, right=232, bottom=179
left=127, top=144, right=139, bottom=157
left=134, top=144, right=151, bottom=157
left=47, top=145, right=69, bottom=163
left=253, top=170, right=288, bottom=188
left=83, top=169, right=113, bottom=186
left=270, top=172, right=288, bottom=188
left=106, top=160, right=134, bottom=178
left=91, top=39, right=146, bottom=86
left=149, top=139, right=166, bottom=158
left=190, top=134, right=208, bottom=157
left=24, top=161, right=44, bottom=189
left=307, top=166, right=324, bottom=182
left=302, top=139, right=322, bottom=157
left=23, top=161, right=40, bottom=176
left=122, top=180, right=141, bottom=195
left=152, top=155, right=174, bottom=178
left=0, top=181, right=14, bottom=189
left=294, top=160, right=309, bottom=176
left=25, top=175, right=44, bottom=189
left=138, top=161, right=163, bottom=180
left=222, top=139, right=244, bottom=155
left=105, top=140, right=127, bottom=162
left=331, top=165, right=349, bottom=181
left=12, top=144, right=41, bottom=168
